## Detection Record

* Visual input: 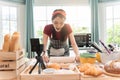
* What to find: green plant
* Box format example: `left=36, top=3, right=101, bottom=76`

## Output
left=107, top=24, right=120, bottom=46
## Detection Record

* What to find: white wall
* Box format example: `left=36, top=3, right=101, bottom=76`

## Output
left=17, top=4, right=26, bottom=49
left=34, top=0, right=89, bottom=6
left=98, top=3, right=106, bottom=43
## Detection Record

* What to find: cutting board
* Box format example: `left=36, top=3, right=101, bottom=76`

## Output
left=104, top=71, right=120, bottom=77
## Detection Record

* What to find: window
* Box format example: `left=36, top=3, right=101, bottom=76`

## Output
left=99, top=2, right=120, bottom=47
left=0, top=1, right=25, bottom=49
left=106, top=5, right=120, bottom=46
left=34, top=6, right=91, bottom=41
left=2, top=6, right=17, bottom=35
left=0, top=5, right=17, bottom=49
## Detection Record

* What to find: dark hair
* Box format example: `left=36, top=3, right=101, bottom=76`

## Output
left=52, top=25, right=68, bottom=42
left=52, top=9, right=66, bottom=20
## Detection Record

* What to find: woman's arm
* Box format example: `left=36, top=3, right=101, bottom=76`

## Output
left=69, top=32, right=80, bottom=62
left=43, top=33, right=48, bottom=52
left=42, top=33, right=49, bottom=62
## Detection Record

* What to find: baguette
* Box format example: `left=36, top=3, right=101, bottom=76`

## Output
left=9, top=32, right=21, bottom=52
left=2, top=34, right=11, bottom=52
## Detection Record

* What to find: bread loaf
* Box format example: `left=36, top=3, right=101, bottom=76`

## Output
left=47, top=63, right=61, bottom=70
left=2, top=34, right=11, bottom=52
left=9, top=32, right=21, bottom=52
left=78, top=63, right=103, bottom=76
left=104, top=60, right=120, bottom=74
left=84, top=65, right=103, bottom=77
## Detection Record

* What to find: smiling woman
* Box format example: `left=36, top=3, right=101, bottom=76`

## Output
left=52, top=9, right=66, bottom=32
left=41, top=9, right=80, bottom=63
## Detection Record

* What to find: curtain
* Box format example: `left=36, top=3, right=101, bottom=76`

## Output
left=90, top=0, right=99, bottom=44
left=25, top=0, right=34, bottom=58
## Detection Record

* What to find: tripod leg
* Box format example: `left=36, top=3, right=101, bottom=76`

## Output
left=41, top=62, right=46, bottom=69
left=29, top=61, right=38, bottom=74
left=38, top=62, right=42, bottom=74
left=40, top=56, right=46, bottom=69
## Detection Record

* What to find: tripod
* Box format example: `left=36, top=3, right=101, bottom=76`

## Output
left=29, top=51, right=46, bottom=74
left=29, top=38, right=46, bottom=74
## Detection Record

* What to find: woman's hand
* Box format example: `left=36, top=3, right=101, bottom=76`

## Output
left=75, top=54, right=80, bottom=62
left=41, top=52, right=49, bottom=63
left=42, top=54, right=49, bottom=63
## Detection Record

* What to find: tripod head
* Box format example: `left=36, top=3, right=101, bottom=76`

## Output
left=30, top=38, right=43, bottom=56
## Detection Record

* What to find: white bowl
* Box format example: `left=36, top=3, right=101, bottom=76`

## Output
left=43, top=68, right=55, bottom=74
left=100, top=52, right=120, bottom=64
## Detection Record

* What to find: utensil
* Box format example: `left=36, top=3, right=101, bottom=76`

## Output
left=99, top=40, right=111, bottom=54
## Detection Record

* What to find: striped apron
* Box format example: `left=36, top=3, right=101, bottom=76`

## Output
left=48, top=38, right=69, bottom=56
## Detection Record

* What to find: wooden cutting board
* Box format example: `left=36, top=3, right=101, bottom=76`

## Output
left=104, top=71, right=120, bottom=77
left=81, top=72, right=105, bottom=78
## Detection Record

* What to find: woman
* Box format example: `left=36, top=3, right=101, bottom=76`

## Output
left=42, top=9, right=79, bottom=62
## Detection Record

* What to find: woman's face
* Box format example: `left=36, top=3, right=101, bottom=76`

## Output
left=52, top=17, right=65, bottom=32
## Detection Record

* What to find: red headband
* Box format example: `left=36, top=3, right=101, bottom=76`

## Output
left=52, top=11, right=66, bottom=17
